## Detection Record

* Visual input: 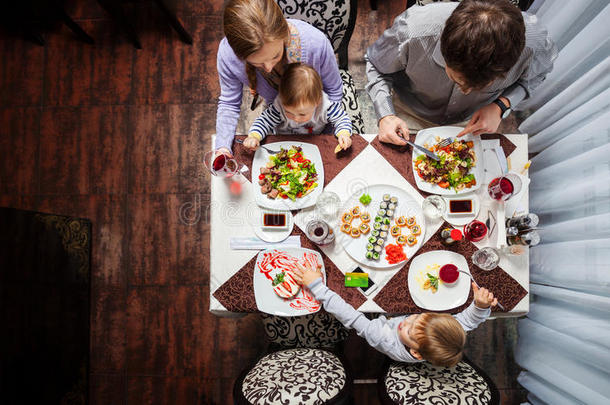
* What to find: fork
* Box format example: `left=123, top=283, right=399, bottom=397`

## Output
left=436, top=137, right=453, bottom=148
left=456, top=269, right=507, bottom=311
left=235, top=138, right=280, bottom=154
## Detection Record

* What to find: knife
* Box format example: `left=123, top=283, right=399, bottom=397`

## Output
left=397, top=129, right=440, bottom=161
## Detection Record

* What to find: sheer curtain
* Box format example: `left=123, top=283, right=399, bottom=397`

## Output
left=515, top=1, right=610, bottom=404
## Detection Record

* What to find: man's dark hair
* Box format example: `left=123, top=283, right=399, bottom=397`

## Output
left=441, top=0, right=525, bottom=90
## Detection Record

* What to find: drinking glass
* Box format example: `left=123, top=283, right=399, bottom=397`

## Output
left=422, top=195, right=446, bottom=219
left=316, top=191, right=341, bottom=221
left=472, top=247, right=500, bottom=271
left=487, top=173, right=522, bottom=201
left=203, top=150, right=240, bottom=177
left=463, top=219, right=488, bottom=242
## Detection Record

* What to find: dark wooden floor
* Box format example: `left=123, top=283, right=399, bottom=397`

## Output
left=0, top=0, right=526, bottom=403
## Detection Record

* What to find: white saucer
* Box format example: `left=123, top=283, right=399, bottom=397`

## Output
left=250, top=206, right=294, bottom=243
left=442, top=193, right=480, bottom=226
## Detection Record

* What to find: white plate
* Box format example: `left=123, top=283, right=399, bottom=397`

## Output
left=253, top=248, right=325, bottom=316
left=442, top=192, right=481, bottom=226
left=252, top=142, right=324, bottom=210
left=408, top=251, right=470, bottom=311
left=249, top=207, right=294, bottom=243
left=412, top=127, right=484, bottom=195
left=337, top=184, right=425, bottom=269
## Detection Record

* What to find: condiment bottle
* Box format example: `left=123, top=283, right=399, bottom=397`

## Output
left=507, top=230, right=540, bottom=246
left=441, top=228, right=463, bottom=245
left=306, top=220, right=335, bottom=245
left=506, top=213, right=539, bottom=230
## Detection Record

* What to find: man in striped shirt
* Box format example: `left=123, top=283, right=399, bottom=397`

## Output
left=243, top=63, right=352, bottom=153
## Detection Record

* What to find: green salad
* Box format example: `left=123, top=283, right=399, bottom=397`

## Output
left=258, top=146, right=318, bottom=200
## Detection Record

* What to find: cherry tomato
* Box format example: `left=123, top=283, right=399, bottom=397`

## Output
left=258, top=174, right=265, bottom=180
left=438, top=181, right=450, bottom=188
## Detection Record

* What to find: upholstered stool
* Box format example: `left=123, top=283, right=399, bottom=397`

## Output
left=378, top=358, right=500, bottom=405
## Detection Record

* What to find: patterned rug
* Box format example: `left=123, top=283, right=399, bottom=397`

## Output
left=0, top=208, right=90, bottom=404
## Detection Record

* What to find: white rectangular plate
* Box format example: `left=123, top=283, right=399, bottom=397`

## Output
left=252, top=142, right=324, bottom=210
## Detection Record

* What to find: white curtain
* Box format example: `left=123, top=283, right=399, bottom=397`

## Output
left=515, top=1, right=610, bottom=404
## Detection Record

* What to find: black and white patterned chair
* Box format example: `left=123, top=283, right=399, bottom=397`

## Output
left=276, top=0, right=365, bottom=134
left=378, top=357, right=500, bottom=405
left=234, top=311, right=353, bottom=404
left=408, top=0, right=532, bottom=11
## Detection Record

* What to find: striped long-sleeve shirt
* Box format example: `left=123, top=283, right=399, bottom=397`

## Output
left=248, top=92, right=352, bottom=140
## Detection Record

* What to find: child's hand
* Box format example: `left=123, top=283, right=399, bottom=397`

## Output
left=472, top=282, right=497, bottom=309
left=336, top=132, right=352, bottom=152
left=292, top=262, right=323, bottom=286
left=243, top=135, right=260, bottom=151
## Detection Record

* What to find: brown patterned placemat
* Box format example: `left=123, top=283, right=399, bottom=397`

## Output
left=480, top=133, right=517, bottom=157
left=232, top=134, right=368, bottom=186
left=373, top=222, right=527, bottom=314
left=212, top=227, right=367, bottom=313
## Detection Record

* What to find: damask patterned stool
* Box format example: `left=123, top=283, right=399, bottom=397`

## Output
left=378, top=357, right=500, bottom=405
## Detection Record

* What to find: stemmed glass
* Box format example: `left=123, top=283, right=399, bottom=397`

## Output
left=204, top=150, right=249, bottom=195
left=471, top=247, right=500, bottom=271
left=487, top=173, right=522, bottom=201
left=422, top=195, right=446, bottom=219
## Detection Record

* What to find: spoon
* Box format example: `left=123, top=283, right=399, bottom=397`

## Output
left=456, top=269, right=506, bottom=311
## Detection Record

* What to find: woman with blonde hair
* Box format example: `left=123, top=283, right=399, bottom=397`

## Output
left=214, top=0, right=344, bottom=156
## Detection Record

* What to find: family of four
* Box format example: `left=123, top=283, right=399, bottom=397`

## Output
left=214, top=0, right=555, bottom=367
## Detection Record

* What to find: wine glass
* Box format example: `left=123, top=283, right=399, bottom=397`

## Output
left=422, top=195, right=446, bottom=219
left=204, top=150, right=240, bottom=177
left=472, top=247, right=500, bottom=270
left=463, top=220, right=488, bottom=242
left=316, top=191, right=341, bottom=221
left=487, top=173, right=522, bottom=201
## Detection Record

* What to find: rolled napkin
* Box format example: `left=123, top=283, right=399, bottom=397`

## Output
left=230, top=236, right=301, bottom=250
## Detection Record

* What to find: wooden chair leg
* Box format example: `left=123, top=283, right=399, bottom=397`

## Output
left=97, top=0, right=142, bottom=49
left=153, top=0, right=193, bottom=45
left=56, top=7, right=94, bottom=44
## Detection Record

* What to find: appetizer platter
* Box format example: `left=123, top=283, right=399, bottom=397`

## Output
left=252, top=142, right=324, bottom=210
left=407, top=251, right=470, bottom=311
left=253, top=248, right=325, bottom=316
left=337, top=185, right=425, bottom=269
left=412, top=127, right=484, bottom=195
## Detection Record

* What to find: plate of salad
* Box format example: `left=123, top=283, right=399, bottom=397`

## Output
left=412, top=127, right=483, bottom=195
left=253, top=142, right=324, bottom=210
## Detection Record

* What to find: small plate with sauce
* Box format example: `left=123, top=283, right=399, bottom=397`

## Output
left=251, top=207, right=294, bottom=243
left=441, top=193, right=480, bottom=226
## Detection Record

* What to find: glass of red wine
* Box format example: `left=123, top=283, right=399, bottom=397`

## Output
left=463, top=219, right=488, bottom=242
left=204, top=150, right=241, bottom=177
left=487, top=173, right=522, bottom=201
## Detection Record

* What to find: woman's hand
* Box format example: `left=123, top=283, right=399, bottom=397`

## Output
left=378, top=115, right=409, bottom=145
left=292, top=262, right=323, bottom=286
left=337, top=132, right=352, bottom=151
left=243, top=136, right=260, bottom=152
left=457, top=103, right=503, bottom=137
left=472, top=282, right=498, bottom=309
left=215, top=148, right=233, bottom=158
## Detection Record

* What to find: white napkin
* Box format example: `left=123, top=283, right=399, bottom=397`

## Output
left=230, top=236, right=301, bottom=250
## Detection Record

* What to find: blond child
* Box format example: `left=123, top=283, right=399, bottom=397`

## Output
left=292, top=262, right=497, bottom=367
left=243, top=63, right=352, bottom=153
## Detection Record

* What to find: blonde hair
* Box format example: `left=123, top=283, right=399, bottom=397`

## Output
left=412, top=313, right=467, bottom=367
left=279, top=63, right=323, bottom=108
left=223, top=0, right=290, bottom=93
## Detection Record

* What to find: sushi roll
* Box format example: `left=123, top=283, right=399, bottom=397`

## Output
left=407, top=235, right=417, bottom=246
left=373, top=222, right=382, bottom=230
left=372, top=230, right=380, bottom=237
left=396, top=235, right=407, bottom=245
left=342, top=213, right=353, bottom=223
left=374, top=245, right=382, bottom=253
left=388, top=203, right=397, bottom=211
left=378, top=209, right=387, bottom=217
left=383, top=217, right=391, bottom=225
left=366, top=243, right=374, bottom=251
left=368, top=236, right=377, bottom=244
left=386, top=209, right=395, bottom=218
left=391, top=226, right=401, bottom=237
left=410, top=224, right=422, bottom=236
left=359, top=223, right=371, bottom=234
left=381, top=224, right=389, bottom=232
left=383, top=194, right=391, bottom=202
left=341, top=223, right=352, bottom=234
left=406, top=216, right=417, bottom=227
left=374, top=215, right=383, bottom=223
left=379, top=202, right=388, bottom=210
left=365, top=251, right=374, bottom=260
left=373, top=251, right=381, bottom=260
left=390, top=196, right=398, bottom=204
left=360, top=212, right=371, bottom=223
left=396, top=216, right=407, bottom=227
left=376, top=238, right=385, bottom=246
left=379, top=231, right=388, bottom=239
left=350, top=228, right=361, bottom=238
left=351, top=206, right=361, bottom=217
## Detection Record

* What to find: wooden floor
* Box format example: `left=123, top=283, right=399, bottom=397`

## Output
left=0, top=0, right=526, bottom=403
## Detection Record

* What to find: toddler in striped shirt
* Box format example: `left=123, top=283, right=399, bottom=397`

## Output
left=243, top=63, right=352, bottom=153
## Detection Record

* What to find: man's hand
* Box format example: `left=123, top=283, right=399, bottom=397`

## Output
left=243, top=135, right=260, bottom=152
left=457, top=103, right=503, bottom=137
left=378, top=115, right=409, bottom=145
left=337, top=132, right=352, bottom=151
left=472, top=282, right=498, bottom=309
left=292, top=262, right=323, bottom=286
